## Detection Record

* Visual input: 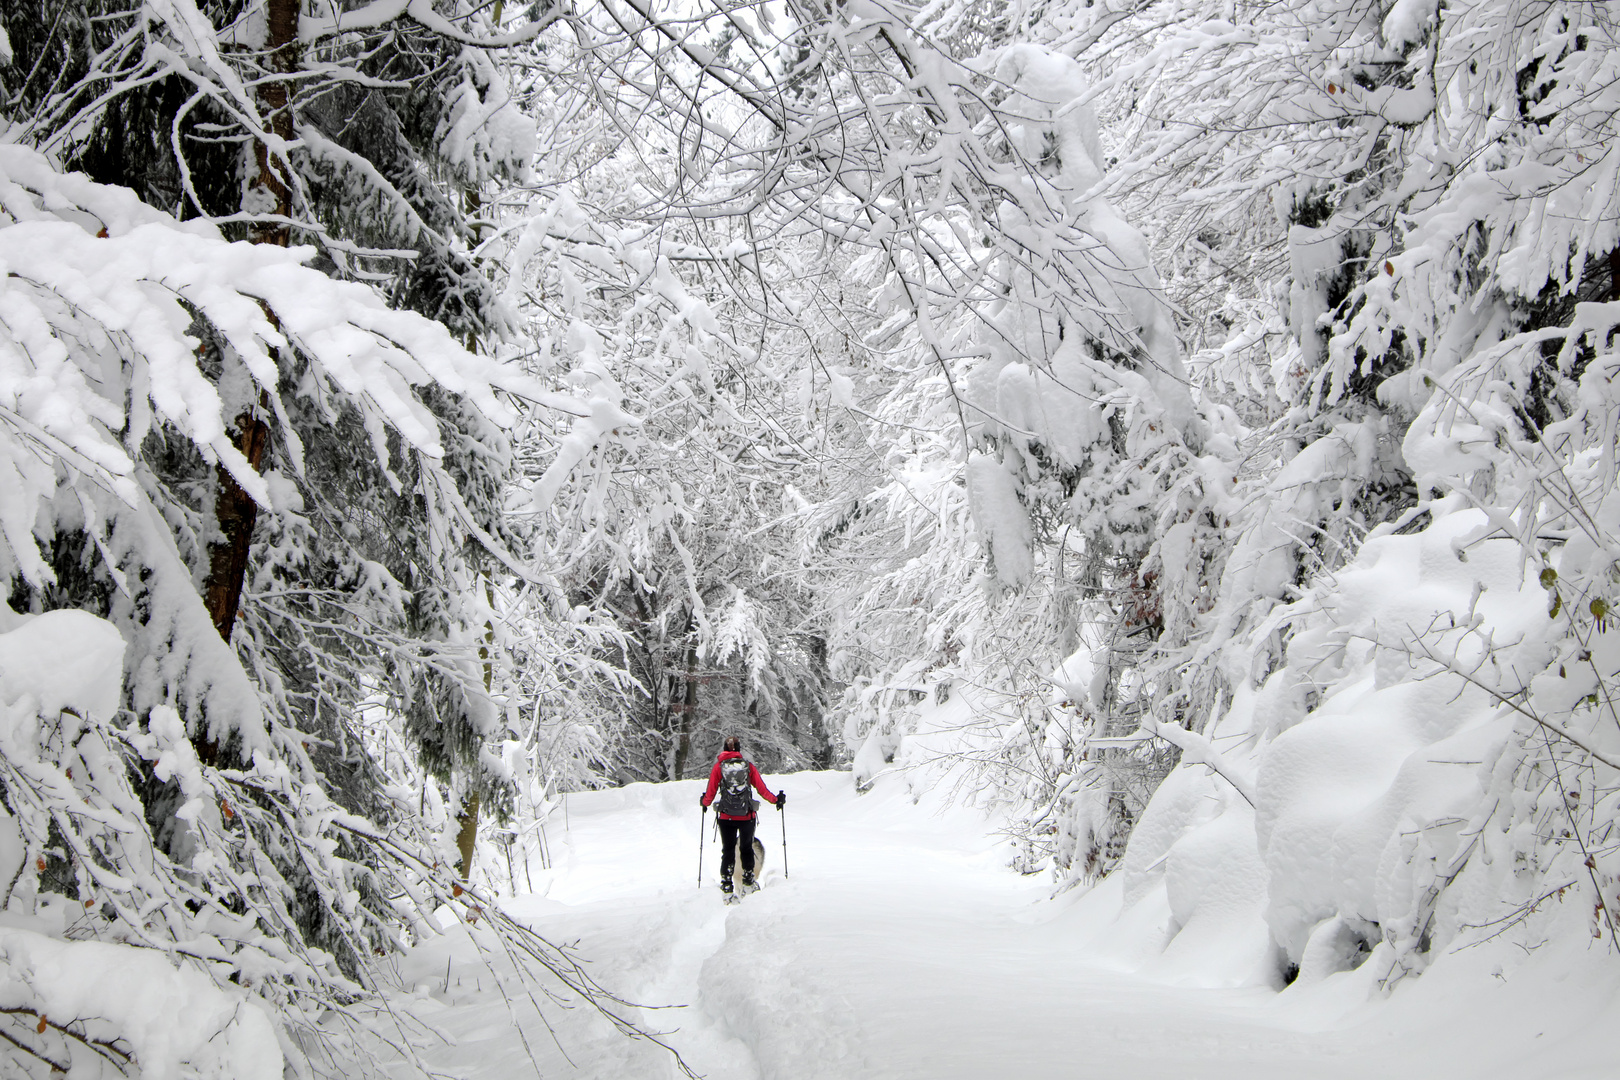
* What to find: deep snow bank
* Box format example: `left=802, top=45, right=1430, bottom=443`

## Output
left=466, top=758, right=1620, bottom=1080
left=1076, top=503, right=1618, bottom=991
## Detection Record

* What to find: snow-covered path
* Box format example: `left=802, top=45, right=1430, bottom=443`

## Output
left=391, top=771, right=1618, bottom=1080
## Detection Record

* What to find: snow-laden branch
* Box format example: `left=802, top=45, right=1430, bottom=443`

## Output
left=1142, top=720, right=1256, bottom=806
left=300, top=0, right=560, bottom=47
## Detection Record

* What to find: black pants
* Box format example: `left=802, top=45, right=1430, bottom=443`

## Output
left=717, top=817, right=756, bottom=880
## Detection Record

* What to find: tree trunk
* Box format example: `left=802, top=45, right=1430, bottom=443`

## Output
left=455, top=790, right=481, bottom=880
left=248, top=0, right=298, bottom=248
left=198, top=0, right=300, bottom=764
left=203, top=415, right=272, bottom=647
left=672, top=638, right=699, bottom=780
left=453, top=584, right=499, bottom=881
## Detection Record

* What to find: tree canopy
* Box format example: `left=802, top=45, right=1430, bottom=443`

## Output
left=1, top=0, right=1617, bottom=1073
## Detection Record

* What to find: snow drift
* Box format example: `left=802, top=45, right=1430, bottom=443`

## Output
left=1085, top=496, right=1620, bottom=989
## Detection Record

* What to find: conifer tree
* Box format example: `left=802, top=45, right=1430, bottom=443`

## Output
left=3, top=0, right=558, bottom=878
left=0, top=0, right=579, bottom=1034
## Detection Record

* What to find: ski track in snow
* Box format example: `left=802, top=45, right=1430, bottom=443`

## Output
left=384, top=770, right=1620, bottom=1080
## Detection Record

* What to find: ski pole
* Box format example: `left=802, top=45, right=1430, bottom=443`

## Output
left=779, top=803, right=789, bottom=880
left=697, top=806, right=705, bottom=888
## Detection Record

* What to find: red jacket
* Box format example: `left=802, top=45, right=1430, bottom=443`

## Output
left=701, top=751, right=778, bottom=820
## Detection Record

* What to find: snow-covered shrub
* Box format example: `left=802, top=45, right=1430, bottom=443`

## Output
left=1074, top=0, right=1620, bottom=984
left=0, top=603, right=647, bottom=1077
left=1113, top=484, right=1617, bottom=985
left=0, top=610, right=286, bottom=1078
left=805, top=37, right=1209, bottom=879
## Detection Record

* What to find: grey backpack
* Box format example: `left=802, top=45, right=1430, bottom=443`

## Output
left=717, top=758, right=754, bottom=816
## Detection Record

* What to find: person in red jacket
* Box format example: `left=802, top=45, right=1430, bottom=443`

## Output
left=700, top=736, right=784, bottom=894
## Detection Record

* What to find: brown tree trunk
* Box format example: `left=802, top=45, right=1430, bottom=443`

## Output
left=249, top=0, right=299, bottom=248
left=203, top=416, right=272, bottom=646
left=198, top=0, right=300, bottom=763
left=456, top=790, right=481, bottom=879
left=199, top=387, right=272, bottom=766
left=455, top=587, right=497, bottom=881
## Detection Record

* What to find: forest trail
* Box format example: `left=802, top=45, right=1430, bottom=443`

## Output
left=390, top=771, right=1614, bottom=1080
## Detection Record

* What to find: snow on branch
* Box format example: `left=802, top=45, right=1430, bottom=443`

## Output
left=0, top=140, right=538, bottom=536
left=1144, top=719, right=1257, bottom=806
left=300, top=0, right=560, bottom=47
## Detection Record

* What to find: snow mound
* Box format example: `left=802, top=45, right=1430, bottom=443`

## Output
left=0, top=928, right=281, bottom=1080
left=1098, top=506, right=1573, bottom=989
left=0, top=609, right=125, bottom=721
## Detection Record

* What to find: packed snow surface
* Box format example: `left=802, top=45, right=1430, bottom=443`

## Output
left=388, top=771, right=1620, bottom=1080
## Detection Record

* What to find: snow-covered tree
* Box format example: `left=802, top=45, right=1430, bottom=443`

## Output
left=1019, top=0, right=1620, bottom=979
left=489, top=56, right=841, bottom=777
left=1, top=0, right=574, bottom=879
left=0, top=140, right=660, bottom=1078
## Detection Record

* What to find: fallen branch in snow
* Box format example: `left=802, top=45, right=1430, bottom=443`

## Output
left=316, top=812, right=700, bottom=1077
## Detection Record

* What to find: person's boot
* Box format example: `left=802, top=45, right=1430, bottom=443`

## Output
left=741, top=870, right=756, bottom=889
left=721, top=876, right=733, bottom=894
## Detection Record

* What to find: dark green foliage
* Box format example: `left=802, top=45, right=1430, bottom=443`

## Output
left=2, top=1, right=248, bottom=221
left=1510, top=250, right=1611, bottom=435
left=0, top=0, right=527, bottom=975
left=293, top=25, right=504, bottom=338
